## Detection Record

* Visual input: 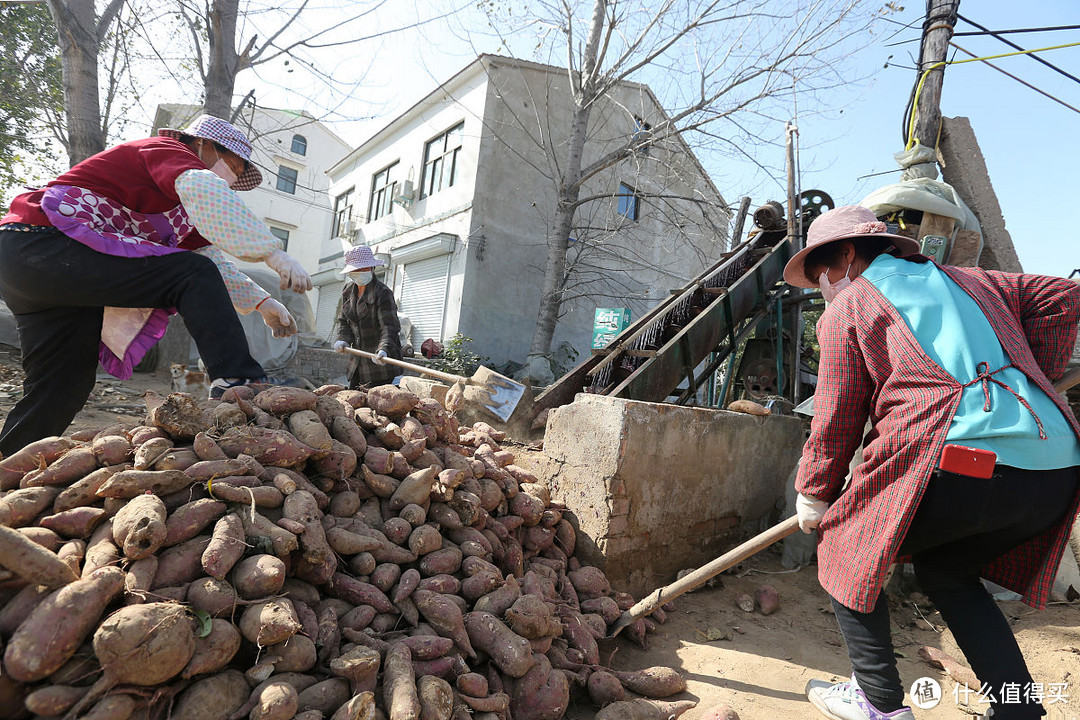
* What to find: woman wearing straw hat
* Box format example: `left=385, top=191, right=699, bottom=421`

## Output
left=0, top=114, right=312, bottom=454
left=787, top=205, right=1080, bottom=720
left=333, top=245, right=402, bottom=388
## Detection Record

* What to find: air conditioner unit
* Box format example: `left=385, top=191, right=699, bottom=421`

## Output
left=392, top=180, right=415, bottom=207
left=341, top=218, right=359, bottom=238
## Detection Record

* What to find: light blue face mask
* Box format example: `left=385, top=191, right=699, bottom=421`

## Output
left=349, top=270, right=373, bottom=286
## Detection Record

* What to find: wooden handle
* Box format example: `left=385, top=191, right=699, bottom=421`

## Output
left=340, top=347, right=467, bottom=385
left=608, top=515, right=800, bottom=637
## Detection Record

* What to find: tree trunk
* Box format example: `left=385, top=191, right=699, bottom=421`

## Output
left=203, top=0, right=241, bottom=118
left=48, top=0, right=105, bottom=165
left=528, top=0, right=607, bottom=360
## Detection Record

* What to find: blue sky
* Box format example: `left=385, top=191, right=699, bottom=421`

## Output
left=212, top=1, right=1080, bottom=277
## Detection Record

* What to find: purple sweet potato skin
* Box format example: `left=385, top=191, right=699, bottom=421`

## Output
left=3, top=566, right=125, bottom=682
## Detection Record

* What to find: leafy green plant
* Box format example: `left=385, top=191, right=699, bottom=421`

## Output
left=427, top=334, right=490, bottom=376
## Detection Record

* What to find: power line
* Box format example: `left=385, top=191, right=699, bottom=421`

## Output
left=954, top=23, right=1080, bottom=37
left=948, top=41, right=1080, bottom=117
left=958, top=14, right=1080, bottom=88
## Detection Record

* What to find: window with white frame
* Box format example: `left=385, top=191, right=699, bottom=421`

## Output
left=276, top=165, right=298, bottom=194
left=420, top=122, right=464, bottom=199
left=291, top=134, right=307, bottom=156
left=268, top=226, right=290, bottom=251
left=617, top=182, right=640, bottom=221
left=332, top=187, right=355, bottom=238
left=369, top=161, right=399, bottom=222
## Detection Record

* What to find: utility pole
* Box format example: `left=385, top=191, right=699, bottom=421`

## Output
left=911, top=0, right=960, bottom=150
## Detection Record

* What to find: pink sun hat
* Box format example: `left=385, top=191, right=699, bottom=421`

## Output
left=340, top=245, right=387, bottom=273
left=159, top=114, right=263, bottom=191
left=783, top=204, right=921, bottom=288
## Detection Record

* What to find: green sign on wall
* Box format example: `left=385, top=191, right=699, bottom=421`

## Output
left=592, top=308, right=631, bottom=349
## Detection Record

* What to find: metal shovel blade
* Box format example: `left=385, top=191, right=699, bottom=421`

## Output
left=469, top=366, right=526, bottom=422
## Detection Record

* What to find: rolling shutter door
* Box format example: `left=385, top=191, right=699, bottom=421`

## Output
left=397, top=255, right=448, bottom=348
left=315, top=286, right=342, bottom=341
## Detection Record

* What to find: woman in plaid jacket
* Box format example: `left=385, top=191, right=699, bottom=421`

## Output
left=333, top=245, right=402, bottom=389
left=785, top=206, right=1080, bottom=720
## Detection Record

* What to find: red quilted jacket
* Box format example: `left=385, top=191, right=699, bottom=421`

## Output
left=797, top=259, right=1080, bottom=612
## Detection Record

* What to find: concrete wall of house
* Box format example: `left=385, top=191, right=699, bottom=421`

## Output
left=525, top=394, right=804, bottom=597
left=462, top=59, right=729, bottom=370
left=320, top=71, right=489, bottom=346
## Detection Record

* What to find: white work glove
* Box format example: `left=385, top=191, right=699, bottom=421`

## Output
left=265, top=249, right=313, bottom=293
left=257, top=298, right=298, bottom=338
left=796, top=493, right=830, bottom=534
left=372, top=349, right=388, bottom=366
left=333, top=340, right=348, bottom=353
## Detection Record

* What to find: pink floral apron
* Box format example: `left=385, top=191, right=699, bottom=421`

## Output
left=39, top=185, right=196, bottom=379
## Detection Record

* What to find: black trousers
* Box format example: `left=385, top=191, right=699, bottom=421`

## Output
left=0, top=228, right=264, bottom=454
left=831, top=465, right=1079, bottom=720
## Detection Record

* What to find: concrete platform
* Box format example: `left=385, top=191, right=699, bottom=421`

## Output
left=527, top=394, right=805, bottom=598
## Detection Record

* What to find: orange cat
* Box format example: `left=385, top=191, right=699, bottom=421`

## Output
left=169, top=362, right=210, bottom=398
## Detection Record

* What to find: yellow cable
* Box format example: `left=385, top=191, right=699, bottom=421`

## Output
left=906, top=40, right=1080, bottom=150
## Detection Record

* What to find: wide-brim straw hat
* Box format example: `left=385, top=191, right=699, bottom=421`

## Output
left=159, top=114, right=263, bottom=191
left=782, top=204, right=921, bottom=288
left=340, top=244, right=386, bottom=273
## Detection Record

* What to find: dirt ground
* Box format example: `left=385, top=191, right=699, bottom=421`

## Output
left=1, top=355, right=1078, bottom=720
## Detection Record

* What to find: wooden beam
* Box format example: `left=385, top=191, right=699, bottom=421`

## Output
left=912, top=0, right=960, bottom=150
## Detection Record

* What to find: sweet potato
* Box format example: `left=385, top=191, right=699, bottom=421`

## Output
left=24, top=684, right=88, bottom=716
left=309, top=439, right=358, bottom=481
left=201, top=513, right=246, bottom=580
left=172, top=670, right=250, bottom=720
left=555, top=605, right=599, bottom=665
left=214, top=402, right=248, bottom=430
left=328, top=573, right=395, bottom=613
left=192, top=432, right=229, bottom=462
left=462, top=610, right=532, bottom=677
left=612, top=667, right=688, bottom=698
left=267, top=633, right=317, bottom=673
left=255, top=387, right=319, bottom=416
left=567, top=566, right=610, bottom=600
left=0, top=486, right=58, bottom=527
left=152, top=534, right=211, bottom=589
left=754, top=584, right=780, bottom=615
left=4, top=565, right=124, bottom=682
left=0, top=523, right=78, bottom=587
left=184, top=455, right=263, bottom=480
left=367, top=386, right=419, bottom=419
left=508, top=654, right=569, bottom=720
left=330, top=691, right=376, bottom=720
left=419, top=546, right=462, bottom=577
left=700, top=705, right=741, bottom=720
left=580, top=596, right=621, bottom=625
left=416, top=675, right=453, bottom=720
left=330, top=646, right=381, bottom=695
left=0, top=584, right=50, bottom=635
left=40, top=505, right=107, bottom=539
left=297, top=678, right=351, bottom=716
left=240, top=598, right=301, bottom=646
left=187, top=577, right=238, bottom=617
left=96, top=469, right=193, bottom=498
left=363, top=446, right=394, bottom=475
left=133, top=436, right=173, bottom=470
left=217, top=426, right=316, bottom=467
left=249, top=681, right=299, bottom=720
left=284, top=490, right=337, bottom=585
left=164, top=498, right=227, bottom=546
left=21, top=446, right=97, bottom=488
left=111, top=493, right=167, bottom=560
left=330, top=415, right=368, bottom=456
left=240, top=509, right=298, bottom=558
left=232, top=554, right=287, bottom=599
left=383, top=642, right=420, bottom=720
left=208, top=481, right=284, bottom=508
left=388, top=466, right=437, bottom=512
left=80, top=693, right=139, bottom=720
left=181, top=617, right=242, bottom=678
left=288, top=410, right=334, bottom=451
left=596, top=699, right=698, bottom=720
left=0, top=436, right=74, bottom=489
left=587, top=669, right=625, bottom=708
left=371, top=562, right=402, bottom=594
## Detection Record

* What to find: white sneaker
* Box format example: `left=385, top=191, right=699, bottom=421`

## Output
left=806, top=676, right=916, bottom=720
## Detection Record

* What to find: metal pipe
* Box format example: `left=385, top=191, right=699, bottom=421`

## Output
left=775, top=295, right=784, bottom=398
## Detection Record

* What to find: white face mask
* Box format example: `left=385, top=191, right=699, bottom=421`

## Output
left=819, top=263, right=853, bottom=304
left=210, top=158, right=238, bottom=188
left=349, top=270, right=373, bottom=286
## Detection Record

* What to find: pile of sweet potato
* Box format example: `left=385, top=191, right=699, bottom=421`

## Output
left=0, top=383, right=693, bottom=720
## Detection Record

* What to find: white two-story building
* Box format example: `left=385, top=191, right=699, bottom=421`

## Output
left=318, top=55, right=730, bottom=371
